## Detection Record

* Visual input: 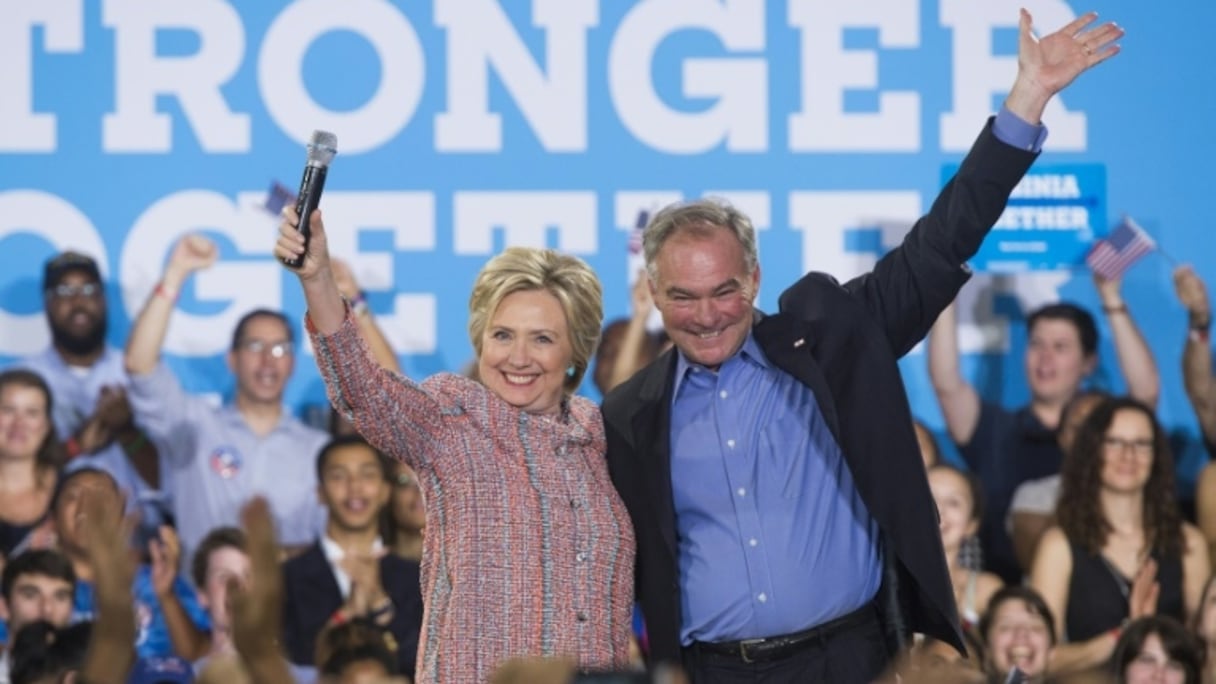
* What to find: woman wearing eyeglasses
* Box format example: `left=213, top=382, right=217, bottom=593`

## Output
left=1029, top=396, right=1209, bottom=678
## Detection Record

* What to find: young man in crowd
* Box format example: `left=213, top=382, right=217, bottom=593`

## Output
left=0, top=549, right=76, bottom=683
left=282, top=436, right=422, bottom=679
left=189, top=527, right=250, bottom=671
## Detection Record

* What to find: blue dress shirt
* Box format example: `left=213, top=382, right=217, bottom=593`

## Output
left=670, top=333, right=882, bottom=644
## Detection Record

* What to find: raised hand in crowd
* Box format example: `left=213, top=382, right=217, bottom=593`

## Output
left=1174, top=265, right=1215, bottom=442
left=125, top=233, right=217, bottom=377
left=330, top=257, right=360, bottom=302
left=1175, top=265, right=1216, bottom=572
left=1175, top=266, right=1212, bottom=324
left=148, top=524, right=181, bottom=598
left=80, top=486, right=138, bottom=684
left=229, top=497, right=294, bottom=684
left=172, top=233, right=221, bottom=274
left=144, top=523, right=209, bottom=660
left=1092, top=272, right=1159, bottom=407
left=605, top=271, right=658, bottom=392
left=331, top=256, right=400, bottom=374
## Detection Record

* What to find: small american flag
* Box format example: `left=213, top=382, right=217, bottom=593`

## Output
left=263, top=180, right=297, bottom=216
left=627, top=209, right=649, bottom=256
left=1085, top=216, right=1156, bottom=279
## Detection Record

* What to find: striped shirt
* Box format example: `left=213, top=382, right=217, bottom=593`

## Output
left=310, top=312, right=635, bottom=683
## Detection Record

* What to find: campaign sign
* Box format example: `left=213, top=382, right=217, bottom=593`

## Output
left=944, top=164, right=1106, bottom=272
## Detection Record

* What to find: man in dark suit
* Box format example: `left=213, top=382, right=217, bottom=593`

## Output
left=601, top=10, right=1123, bottom=682
left=282, top=436, right=422, bottom=678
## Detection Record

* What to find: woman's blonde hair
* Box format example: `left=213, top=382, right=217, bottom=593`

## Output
left=468, top=247, right=603, bottom=393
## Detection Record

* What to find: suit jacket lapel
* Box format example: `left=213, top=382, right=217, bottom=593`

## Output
left=753, top=314, right=842, bottom=443
left=300, top=543, right=343, bottom=607
left=631, top=349, right=679, bottom=560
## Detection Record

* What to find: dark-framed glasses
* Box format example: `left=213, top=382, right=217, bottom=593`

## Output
left=1102, top=436, right=1153, bottom=457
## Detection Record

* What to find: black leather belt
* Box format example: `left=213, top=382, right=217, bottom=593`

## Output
left=691, top=602, right=876, bottom=664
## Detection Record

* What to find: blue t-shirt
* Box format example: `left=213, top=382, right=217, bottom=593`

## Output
left=72, top=565, right=211, bottom=657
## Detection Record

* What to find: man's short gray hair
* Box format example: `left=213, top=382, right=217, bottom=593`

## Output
left=641, top=198, right=759, bottom=282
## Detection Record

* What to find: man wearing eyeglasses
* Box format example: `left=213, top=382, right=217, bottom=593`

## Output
left=124, top=234, right=328, bottom=570
left=18, top=251, right=169, bottom=546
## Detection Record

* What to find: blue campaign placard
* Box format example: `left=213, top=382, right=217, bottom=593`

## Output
left=943, top=164, right=1106, bottom=272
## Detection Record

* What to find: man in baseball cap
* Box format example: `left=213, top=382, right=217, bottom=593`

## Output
left=21, top=250, right=168, bottom=546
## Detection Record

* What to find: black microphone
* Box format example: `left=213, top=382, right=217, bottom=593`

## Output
left=282, top=129, right=338, bottom=268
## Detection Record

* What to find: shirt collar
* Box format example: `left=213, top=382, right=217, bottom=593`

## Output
left=673, top=330, right=770, bottom=398
left=1014, top=405, right=1059, bottom=442
left=219, top=403, right=296, bottom=432
left=320, top=534, right=384, bottom=564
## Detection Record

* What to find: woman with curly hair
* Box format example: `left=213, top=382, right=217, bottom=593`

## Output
left=1029, top=396, right=1209, bottom=677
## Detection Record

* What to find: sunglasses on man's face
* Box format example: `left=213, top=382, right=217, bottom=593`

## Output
left=47, top=283, right=101, bottom=299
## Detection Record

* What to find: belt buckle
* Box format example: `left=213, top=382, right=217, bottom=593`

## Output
left=738, top=638, right=766, bottom=664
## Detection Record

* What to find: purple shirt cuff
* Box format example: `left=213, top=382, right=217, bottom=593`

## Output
left=993, top=106, right=1048, bottom=153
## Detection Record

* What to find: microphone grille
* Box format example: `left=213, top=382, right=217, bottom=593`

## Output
left=306, top=130, right=338, bottom=166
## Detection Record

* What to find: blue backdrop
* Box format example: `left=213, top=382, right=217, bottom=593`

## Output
left=2, top=0, right=1213, bottom=486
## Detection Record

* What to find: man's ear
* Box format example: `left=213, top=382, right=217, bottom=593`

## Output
left=0, top=594, right=9, bottom=622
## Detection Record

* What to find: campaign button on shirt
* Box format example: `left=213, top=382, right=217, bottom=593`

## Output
left=209, top=446, right=242, bottom=479
left=135, top=599, right=154, bottom=646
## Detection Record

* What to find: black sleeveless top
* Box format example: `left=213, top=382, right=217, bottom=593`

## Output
left=0, top=518, right=41, bottom=557
left=1065, top=541, right=1183, bottom=641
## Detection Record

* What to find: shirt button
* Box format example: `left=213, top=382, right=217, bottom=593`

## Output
left=737, top=488, right=746, bottom=497
left=570, top=499, right=580, bottom=508
left=576, top=611, right=588, bottom=622
left=576, top=552, right=587, bottom=562
left=726, top=439, right=736, bottom=448
left=757, top=593, right=767, bottom=603
left=719, top=390, right=728, bottom=399
left=749, top=538, right=758, bottom=547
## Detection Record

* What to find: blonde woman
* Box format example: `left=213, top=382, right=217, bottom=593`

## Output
left=276, top=209, right=635, bottom=683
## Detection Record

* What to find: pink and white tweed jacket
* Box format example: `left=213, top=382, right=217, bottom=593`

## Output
left=310, top=312, right=636, bottom=683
